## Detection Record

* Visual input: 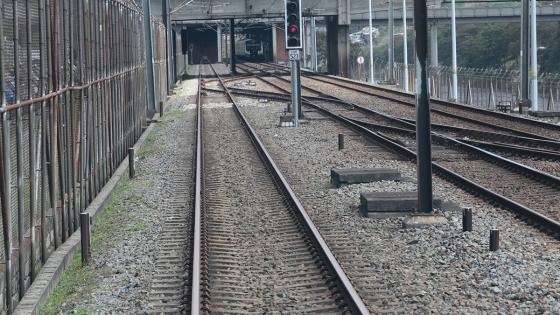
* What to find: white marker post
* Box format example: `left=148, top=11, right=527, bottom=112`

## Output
left=289, top=49, right=301, bottom=127
left=402, top=0, right=409, bottom=92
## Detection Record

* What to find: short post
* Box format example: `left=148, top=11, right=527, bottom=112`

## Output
left=462, top=208, right=472, bottom=232
left=80, top=213, right=91, bottom=266
left=490, top=229, right=500, bottom=251
left=128, top=148, right=135, bottom=179
left=159, top=101, right=164, bottom=117
left=338, top=134, right=345, bottom=150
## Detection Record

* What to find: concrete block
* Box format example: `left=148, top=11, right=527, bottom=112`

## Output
left=402, top=214, right=448, bottom=229
left=360, top=191, right=442, bottom=217
left=279, top=114, right=294, bottom=127
left=331, top=168, right=401, bottom=188
left=528, top=110, right=560, bottom=118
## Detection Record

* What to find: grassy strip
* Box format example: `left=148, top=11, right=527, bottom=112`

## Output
left=39, top=137, right=159, bottom=314
left=39, top=108, right=189, bottom=314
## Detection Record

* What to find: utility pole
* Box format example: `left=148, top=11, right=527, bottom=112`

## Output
left=530, top=0, right=538, bottom=111
left=414, top=0, right=434, bottom=213
left=143, top=0, right=156, bottom=117
left=217, top=23, right=222, bottom=63
left=369, top=0, right=374, bottom=83
left=230, top=19, right=236, bottom=74
left=311, top=17, right=318, bottom=71
left=520, top=0, right=530, bottom=113
left=451, top=0, right=458, bottom=100
left=388, top=0, right=395, bottom=83
left=402, top=0, right=409, bottom=92
left=163, top=0, right=173, bottom=93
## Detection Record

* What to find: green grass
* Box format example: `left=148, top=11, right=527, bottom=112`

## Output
left=39, top=251, right=96, bottom=315
left=39, top=125, right=161, bottom=314
left=322, top=181, right=334, bottom=189
left=161, top=109, right=188, bottom=122
left=137, top=130, right=158, bottom=162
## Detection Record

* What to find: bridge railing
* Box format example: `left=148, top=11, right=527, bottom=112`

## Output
left=0, top=0, right=168, bottom=312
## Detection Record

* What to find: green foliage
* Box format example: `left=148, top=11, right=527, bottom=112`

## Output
left=359, top=21, right=560, bottom=73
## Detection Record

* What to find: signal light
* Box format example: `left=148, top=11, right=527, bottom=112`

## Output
left=284, top=0, right=302, bottom=49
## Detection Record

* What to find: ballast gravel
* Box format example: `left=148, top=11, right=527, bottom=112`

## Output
left=53, top=78, right=198, bottom=314
left=238, top=96, right=560, bottom=314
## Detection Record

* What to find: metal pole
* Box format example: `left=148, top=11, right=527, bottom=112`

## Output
left=402, top=0, right=409, bottom=92
left=0, top=0, right=14, bottom=309
left=311, top=17, right=318, bottom=71
left=13, top=0, right=28, bottom=298
left=530, top=0, right=538, bottom=111
left=291, top=58, right=300, bottom=127
left=388, top=0, right=395, bottom=83
left=414, top=0, right=433, bottom=213
left=217, top=23, right=222, bottom=63
left=520, top=0, right=530, bottom=110
left=165, top=0, right=173, bottom=91
left=430, top=23, right=438, bottom=66
left=80, top=213, right=91, bottom=265
left=451, top=0, right=458, bottom=100
left=368, top=0, right=374, bottom=83
left=143, top=0, right=156, bottom=118
left=230, top=18, right=236, bottom=74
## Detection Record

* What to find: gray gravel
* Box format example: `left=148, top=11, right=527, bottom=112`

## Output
left=238, top=96, right=560, bottom=314
left=54, top=78, right=198, bottom=314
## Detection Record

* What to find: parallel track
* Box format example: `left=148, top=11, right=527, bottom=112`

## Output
left=191, top=63, right=369, bottom=314
left=224, top=65, right=560, bottom=236
left=257, top=62, right=560, bottom=142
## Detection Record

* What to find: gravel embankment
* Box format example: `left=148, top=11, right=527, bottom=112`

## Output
left=238, top=97, right=560, bottom=314
left=48, top=78, right=198, bottom=314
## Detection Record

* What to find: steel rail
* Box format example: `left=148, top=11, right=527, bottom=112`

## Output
left=203, top=63, right=370, bottom=315
left=235, top=65, right=560, bottom=157
left=220, top=84, right=560, bottom=152
left=258, top=63, right=560, bottom=141
left=191, top=66, right=203, bottom=314
left=226, top=67, right=560, bottom=235
left=265, top=62, right=560, bottom=132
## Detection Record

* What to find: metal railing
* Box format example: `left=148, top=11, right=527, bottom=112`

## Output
left=0, top=0, right=168, bottom=312
left=350, top=60, right=560, bottom=112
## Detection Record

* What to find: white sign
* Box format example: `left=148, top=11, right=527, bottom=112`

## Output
left=357, top=56, right=365, bottom=64
left=289, top=50, right=301, bottom=61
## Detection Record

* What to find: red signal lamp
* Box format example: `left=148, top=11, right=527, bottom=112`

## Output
left=288, top=25, right=298, bottom=34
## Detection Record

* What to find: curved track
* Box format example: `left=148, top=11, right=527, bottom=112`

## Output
left=257, top=62, right=560, bottom=142
left=227, top=64, right=560, bottom=236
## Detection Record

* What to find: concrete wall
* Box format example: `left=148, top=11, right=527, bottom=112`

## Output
left=274, top=25, right=288, bottom=63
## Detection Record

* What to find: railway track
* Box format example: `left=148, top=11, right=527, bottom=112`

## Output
left=236, top=64, right=560, bottom=159
left=191, top=63, right=369, bottom=314
left=225, top=64, right=560, bottom=236
left=254, top=62, right=560, bottom=142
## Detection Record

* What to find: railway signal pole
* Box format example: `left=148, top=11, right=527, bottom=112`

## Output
left=285, top=0, right=303, bottom=125
left=414, top=0, right=434, bottom=213
left=520, top=0, right=530, bottom=113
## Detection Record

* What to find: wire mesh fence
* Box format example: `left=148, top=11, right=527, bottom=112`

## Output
left=0, top=0, right=168, bottom=312
left=350, top=59, right=560, bottom=112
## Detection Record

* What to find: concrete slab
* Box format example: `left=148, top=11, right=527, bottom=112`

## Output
left=359, top=191, right=442, bottom=217
left=402, top=214, right=448, bottom=229
left=528, top=110, right=560, bottom=118
left=331, top=168, right=401, bottom=188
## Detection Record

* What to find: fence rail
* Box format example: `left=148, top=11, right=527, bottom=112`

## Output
left=350, top=59, right=560, bottom=112
left=0, top=0, right=168, bottom=312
